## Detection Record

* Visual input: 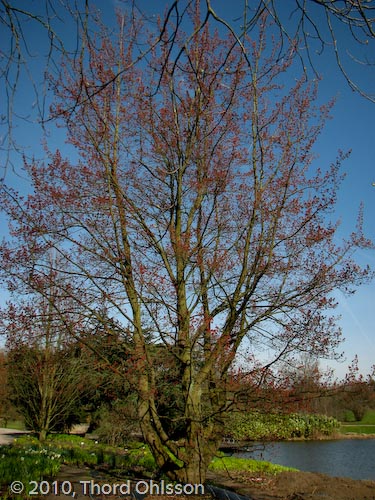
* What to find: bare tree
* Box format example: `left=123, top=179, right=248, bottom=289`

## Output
left=0, top=260, right=94, bottom=441
left=0, top=8, right=371, bottom=481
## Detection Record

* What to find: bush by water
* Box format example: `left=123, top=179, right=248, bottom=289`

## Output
left=226, top=411, right=339, bottom=441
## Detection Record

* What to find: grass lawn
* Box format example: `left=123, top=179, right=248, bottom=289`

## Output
left=209, top=454, right=297, bottom=475
left=340, top=424, right=375, bottom=434
left=1, top=420, right=25, bottom=430
left=360, top=409, right=375, bottom=424
left=340, top=409, right=375, bottom=435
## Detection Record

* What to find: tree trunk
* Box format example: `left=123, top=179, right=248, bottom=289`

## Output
left=139, top=377, right=222, bottom=484
left=38, top=428, right=47, bottom=442
left=141, top=419, right=215, bottom=484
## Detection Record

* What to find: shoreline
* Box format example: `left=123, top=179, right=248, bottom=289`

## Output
left=220, top=432, right=375, bottom=451
left=287, top=431, right=375, bottom=441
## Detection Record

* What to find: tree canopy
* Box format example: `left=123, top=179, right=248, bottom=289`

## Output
left=1, top=0, right=375, bottom=177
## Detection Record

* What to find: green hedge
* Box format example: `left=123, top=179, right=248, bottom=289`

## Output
left=226, top=411, right=339, bottom=440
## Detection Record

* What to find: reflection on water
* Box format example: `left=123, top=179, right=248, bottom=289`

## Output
left=234, top=439, right=375, bottom=480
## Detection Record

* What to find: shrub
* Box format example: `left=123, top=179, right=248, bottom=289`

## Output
left=340, top=410, right=357, bottom=422
left=226, top=411, right=339, bottom=441
left=94, top=398, right=140, bottom=447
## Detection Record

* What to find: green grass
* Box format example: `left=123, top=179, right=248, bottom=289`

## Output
left=360, top=409, right=375, bottom=424
left=1, top=420, right=26, bottom=430
left=340, top=409, right=375, bottom=434
left=340, top=425, right=375, bottom=434
left=0, top=435, right=159, bottom=498
left=13, top=434, right=156, bottom=473
left=9, top=435, right=298, bottom=478
left=209, top=454, right=298, bottom=475
left=0, top=444, right=62, bottom=499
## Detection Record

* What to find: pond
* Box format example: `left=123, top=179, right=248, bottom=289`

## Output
left=234, top=439, right=375, bottom=480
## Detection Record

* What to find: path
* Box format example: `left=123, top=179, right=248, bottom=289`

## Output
left=44, top=465, right=94, bottom=499
left=0, top=427, right=30, bottom=445
left=43, top=466, right=251, bottom=500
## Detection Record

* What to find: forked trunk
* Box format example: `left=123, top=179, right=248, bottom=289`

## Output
left=139, top=383, right=222, bottom=484
left=141, top=422, right=217, bottom=484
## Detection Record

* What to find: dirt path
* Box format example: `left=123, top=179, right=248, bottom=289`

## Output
left=43, top=465, right=93, bottom=499
left=0, top=427, right=30, bottom=445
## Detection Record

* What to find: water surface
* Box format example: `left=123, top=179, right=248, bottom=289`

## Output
left=234, top=439, right=375, bottom=480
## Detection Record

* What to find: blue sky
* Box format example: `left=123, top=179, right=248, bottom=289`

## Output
left=0, top=0, right=374, bottom=379
left=303, top=26, right=375, bottom=378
